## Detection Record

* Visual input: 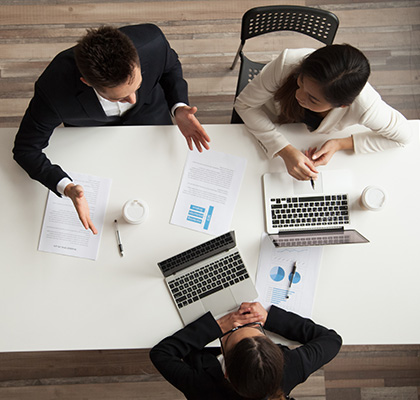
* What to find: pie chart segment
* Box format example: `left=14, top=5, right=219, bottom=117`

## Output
left=270, top=266, right=285, bottom=282
left=289, top=271, right=301, bottom=284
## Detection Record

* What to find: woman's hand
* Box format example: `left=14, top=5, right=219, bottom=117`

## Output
left=238, top=302, right=268, bottom=325
left=305, top=137, right=354, bottom=167
left=277, top=144, right=318, bottom=181
left=217, top=302, right=268, bottom=333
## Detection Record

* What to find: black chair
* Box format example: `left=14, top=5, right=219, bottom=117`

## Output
left=231, top=5, right=339, bottom=123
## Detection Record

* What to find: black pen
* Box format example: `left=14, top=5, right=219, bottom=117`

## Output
left=114, top=219, right=124, bottom=257
left=310, top=178, right=315, bottom=190
left=285, top=262, right=297, bottom=299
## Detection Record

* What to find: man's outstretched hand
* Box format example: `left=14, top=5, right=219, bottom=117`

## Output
left=64, top=183, right=98, bottom=234
left=174, top=106, right=211, bottom=152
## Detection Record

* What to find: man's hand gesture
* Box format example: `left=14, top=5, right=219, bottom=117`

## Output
left=174, top=106, right=211, bottom=152
left=64, top=183, right=98, bottom=234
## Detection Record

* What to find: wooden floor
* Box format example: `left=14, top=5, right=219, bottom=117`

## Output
left=0, top=345, right=419, bottom=400
left=1, top=0, right=419, bottom=399
left=0, top=0, right=419, bottom=127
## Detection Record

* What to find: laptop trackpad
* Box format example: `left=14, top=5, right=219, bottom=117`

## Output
left=201, top=290, right=237, bottom=317
left=181, top=301, right=207, bottom=325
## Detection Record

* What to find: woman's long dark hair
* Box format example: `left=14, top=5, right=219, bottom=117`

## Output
left=225, top=335, right=285, bottom=400
left=274, top=44, right=371, bottom=124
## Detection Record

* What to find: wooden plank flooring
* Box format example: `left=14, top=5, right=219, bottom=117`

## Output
left=0, top=1, right=419, bottom=399
left=0, top=345, right=419, bottom=399
left=0, top=0, right=419, bottom=127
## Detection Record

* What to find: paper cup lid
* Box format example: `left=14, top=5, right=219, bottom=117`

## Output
left=361, top=186, right=386, bottom=211
left=123, top=199, right=149, bottom=224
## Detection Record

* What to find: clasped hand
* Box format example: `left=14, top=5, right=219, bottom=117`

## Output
left=278, top=144, right=319, bottom=181
left=64, top=183, right=98, bottom=234
left=278, top=139, right=344, bottom=181
left=217, top=302, right=268, bottom=333
left=304, top=139, right=342, bottom=168
left=174, top=106, right=211, bottom=152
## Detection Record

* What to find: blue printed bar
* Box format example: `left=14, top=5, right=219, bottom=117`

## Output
left=203, top=206, right=214, bottom=230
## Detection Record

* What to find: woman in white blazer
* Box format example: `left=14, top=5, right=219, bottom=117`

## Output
left=234, top=44, right=412, bottom=181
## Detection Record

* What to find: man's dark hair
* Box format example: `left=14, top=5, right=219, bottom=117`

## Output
left=74, top=26, right=140, bottom=90
left=225, top=335, right=285, bottom=399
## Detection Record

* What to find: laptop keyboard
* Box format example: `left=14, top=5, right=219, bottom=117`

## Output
left=168, top=251, right=249, bottom=309
left=158, top=231, right=236, bottom=276
left=270, top=194, right=350, bottom=229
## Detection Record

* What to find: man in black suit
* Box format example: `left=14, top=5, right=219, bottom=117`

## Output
left=13, top=24, right=210, bottom=233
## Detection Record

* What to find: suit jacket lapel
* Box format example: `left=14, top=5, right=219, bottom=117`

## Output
left=76, top=85, right=110, bottom=122
left=135, top=61, right=149, bottom=108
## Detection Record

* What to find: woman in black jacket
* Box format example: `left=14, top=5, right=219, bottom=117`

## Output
left=150, top=302, right=342, bottom=400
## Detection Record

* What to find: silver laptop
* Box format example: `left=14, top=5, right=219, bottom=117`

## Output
left=157, top=231, right=258, bottom=325
left=263, top=170, right=369, bottom=248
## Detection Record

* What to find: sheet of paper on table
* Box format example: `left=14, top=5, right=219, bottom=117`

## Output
left=255, top=233, right=323, bottom=318
left=171, top=149, right=247, bottom=235
left=38, top=172, right=112, bottom=260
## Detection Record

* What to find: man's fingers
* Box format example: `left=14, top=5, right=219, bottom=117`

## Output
left=201, top=133, right=211, bottom=149
left=199, top=137, right=210, bottom=150
left=189, top=106, right=198, bottom=114
left=185, top=136, right=193, bottom=151
left=80, top=216, right=90, bottom=230
left=191, top=136, right=202, bottom=152
left=79, top=213, right=97, bottom=234
left=88, top=220, right=98, bottom=235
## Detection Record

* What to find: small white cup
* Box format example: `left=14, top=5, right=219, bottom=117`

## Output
left=122, top=199, right=149, bottom=224
left=360, top=186, right=386, bottom=211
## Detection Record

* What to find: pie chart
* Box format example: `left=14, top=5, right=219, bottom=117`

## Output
left=270, top=266, right=285, bottom=282
left=289, top=271, right=301, bottom=284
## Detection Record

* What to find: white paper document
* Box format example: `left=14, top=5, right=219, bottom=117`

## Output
left=255, top=234, right=323, bottom=318
left=38, top=172, right=112, bottom=260
left=171, top=149, right=247, bottom=235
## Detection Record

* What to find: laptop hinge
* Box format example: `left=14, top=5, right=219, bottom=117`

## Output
left=276, top=227, right=344, bottom=235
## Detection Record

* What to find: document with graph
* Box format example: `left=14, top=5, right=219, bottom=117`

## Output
left=255, top=233, right=323, bottom=318
left=170, top=149, right=246, bottom=235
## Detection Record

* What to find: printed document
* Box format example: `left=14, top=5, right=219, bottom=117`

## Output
left=171, top=149, right=246, bottom=235
left=255, top=234, right=323, bottom=318
left=38, top=172, right=112, bottom=260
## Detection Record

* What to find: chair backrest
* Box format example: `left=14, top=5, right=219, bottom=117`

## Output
left=240, top=5, right=339, bottom=46
left=231, top=6, right=339, bottom=123
left=236, top=53, right=265, bottom=97
left=231, top=53, right=265, bottom=123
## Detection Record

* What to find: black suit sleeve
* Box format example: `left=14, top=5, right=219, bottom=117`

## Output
left=156, top=27, right=189, bottom=110
left=13, top=79, right=70, bottom=196
left=264, top=306, right=342, bottom=394
left=150, top=312, right=223, bottom=397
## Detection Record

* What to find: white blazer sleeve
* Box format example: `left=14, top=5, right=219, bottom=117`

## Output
left=234, top=49, right=313, bottom=159
left=352, top=84, right=414, bottom=153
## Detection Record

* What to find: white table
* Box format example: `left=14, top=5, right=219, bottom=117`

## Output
left=1, top=122, right=419, bottom=351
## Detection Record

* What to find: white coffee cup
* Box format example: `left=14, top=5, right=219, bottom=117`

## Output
left=122, top=199, right=149, bottom=224
left=360, top=186, right=386, bottom=211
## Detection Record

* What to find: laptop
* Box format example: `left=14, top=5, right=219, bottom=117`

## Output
left=263, top=169, right=369, bottom=248
left=157, top=231, right=258, bottom=325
